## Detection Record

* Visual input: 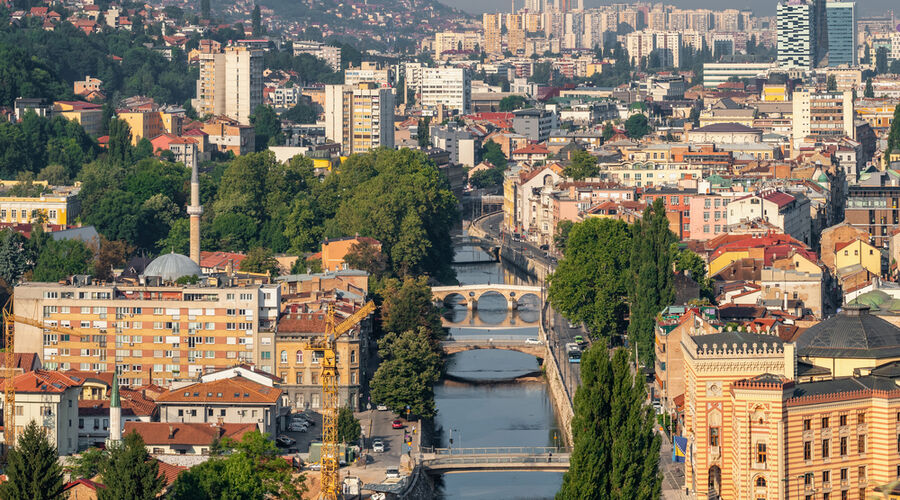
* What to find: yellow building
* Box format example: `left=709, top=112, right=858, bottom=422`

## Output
left=0, top=185, right=81, bottom=225
left=835, top=239, right=882, bottom=276
left=275, top=301, right=373, bottom=410
left=52, top=101, right=103, bottom=137
left=118, top=110, right=183, bottom=145
left=683, top=306, right=900, bottom=499
left=762, top=84, right=788, bottom=102
left=855, top=102, right=896, bottom=133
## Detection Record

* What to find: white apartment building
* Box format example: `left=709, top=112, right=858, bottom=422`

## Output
left=292, top=41, right=341, bottom=71
left=266, top=85, right=302, bottom=109
left=420, top=67, right=470, bottom=115
left=324, top=83, right=395, bottom=155
left=4, top=370, right=81, bottom=454
left=792, top=88, right=855, bottom=142
left=434, top=31, right=483, bottom=60
left=726, top=190, right=812, bottom=245
left=344, top=62, right=392, bottom=88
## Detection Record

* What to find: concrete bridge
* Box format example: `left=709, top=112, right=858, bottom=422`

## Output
left=440, top=340, right=545, bottom=358
left=420, top=447, right=570, bottom=473
left=432, top=284, right=542, bottom=311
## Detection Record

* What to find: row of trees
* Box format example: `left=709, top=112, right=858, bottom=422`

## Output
left=549, top=199, right=689, bottom=363
left=4, top=420, right=307, bottom=500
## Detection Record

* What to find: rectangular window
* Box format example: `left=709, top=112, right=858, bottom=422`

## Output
left=822, top=417, right=829, bottom=429
left=840, top=414, right=847, bottom=426
left=858, top=412, right=866, bottom=424
left=803, top=419, right=811, bottom=430
left=823, top=470, right=830, bottom=483
left=858, top=435, right=866, bottom=453
left=840, top=436, right=847, bottom=455
left=840, top=468, right=848, bottom=481
left=709, top=427, right=719, bottom=447
left=859, top=466, right=866, bottom=480
left=756, top=442, right=766, bottom=463
left=822, top=439, right=829, bottom=458
left=804, top=441, right=811, bottom=460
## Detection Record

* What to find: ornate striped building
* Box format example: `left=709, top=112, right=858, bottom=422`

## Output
left=683, top=305, right=900, bottom=499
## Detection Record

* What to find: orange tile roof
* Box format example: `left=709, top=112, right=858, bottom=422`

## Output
left=124, top=422, right=257, bottom=446
left=199, top=250, right=247, bottom=269
left=155, top=377, right=281, bottom=404
left=12, top=370, right=80, bottom=393
left=511, top=143, right=550, bottom=155
left=156, top=462, right=187, bottom=486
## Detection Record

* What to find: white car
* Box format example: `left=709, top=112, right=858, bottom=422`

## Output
left=525, top=338, right=542, bottom=345
left=372, top=440, right=385, bottom=453
left=376, top=404, right=388, bottom=411
left=385, top=468, right=401, bottom=479
left=289, top=423, right=308, bottom=432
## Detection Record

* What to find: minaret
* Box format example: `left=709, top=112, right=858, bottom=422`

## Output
left=108, top=372, right=122, bottom=446
left=187, top=161, right=203, bottom=264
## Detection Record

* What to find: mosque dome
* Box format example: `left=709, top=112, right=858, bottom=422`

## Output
left=143, top=252, right=202, bottom=282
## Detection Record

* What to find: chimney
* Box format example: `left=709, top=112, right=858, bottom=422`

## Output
left=168, top=425, right=176, bottom=439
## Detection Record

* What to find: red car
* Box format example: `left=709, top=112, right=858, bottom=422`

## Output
left=392, top=419, right=404, bottom=429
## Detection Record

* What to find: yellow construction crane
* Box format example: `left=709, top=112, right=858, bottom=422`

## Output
left=2, top=297, right=94, bottom=452
left=305, top=300, right=375, bottom=500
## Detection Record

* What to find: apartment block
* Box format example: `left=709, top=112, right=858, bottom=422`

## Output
left=14, top=278, right=281, bottom=388
left=324, top=83, right=395, bottom=155
left=192, top=43, right=262, bottom=125
left=420, top=67, right=470, bottom=115
left=52, top=101, right=103, bottom=137
left=777, top=0, right=816, bottom=69
left=826, top=1, right=857, bottom=67
left=6, top=370, right=81, bottom=454
left=792, top=89, right=855, bottom=143
left=292, top=41, right=341, bottom=71
left=483, top=13, right=503, bottom=55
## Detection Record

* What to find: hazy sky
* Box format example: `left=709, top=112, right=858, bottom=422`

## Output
left=437, top=0, right=896, bottom=18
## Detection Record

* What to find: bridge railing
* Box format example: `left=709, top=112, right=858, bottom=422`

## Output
left=422, top=446, right=569, bottom=455
left=425, top=456, right=570, bottom=466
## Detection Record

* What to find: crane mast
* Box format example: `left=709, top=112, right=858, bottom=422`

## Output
left=307, top=300, right=375, bottom=500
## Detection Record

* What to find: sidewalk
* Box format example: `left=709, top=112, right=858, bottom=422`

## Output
left=659, top=431, right=690, bottom=500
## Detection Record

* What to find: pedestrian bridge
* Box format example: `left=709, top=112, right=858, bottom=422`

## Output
left=432, top=284, right=542, bottom=311
left=420, top=447, right=570, bottom=473
left=440, top=339, right=545, bottom=358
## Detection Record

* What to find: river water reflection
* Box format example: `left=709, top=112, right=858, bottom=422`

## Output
left=432, top=243, right=563, bottom=499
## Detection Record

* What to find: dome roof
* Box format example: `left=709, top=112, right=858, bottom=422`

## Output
left=143, top=253, right=202, bottom=282
left=795, top=305, right=900, bottom=359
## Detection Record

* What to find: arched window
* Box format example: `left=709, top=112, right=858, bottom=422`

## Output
left=280, top=350, right=287, bottom=363
left=296, top=351, right=303, bottom=364
left=755, top=476, right=766, bottom=487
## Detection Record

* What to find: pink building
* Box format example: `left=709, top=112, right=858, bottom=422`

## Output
left=688, top=194, right=733, bottom=241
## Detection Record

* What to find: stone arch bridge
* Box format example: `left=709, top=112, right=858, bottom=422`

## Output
left=432, top=284, right=542, bottom=311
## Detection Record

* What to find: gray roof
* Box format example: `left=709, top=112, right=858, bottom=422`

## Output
left=50, top=226, right=99, bottom=243
left=795, top=305, right=900, bottom=359
left=691, top=123, right=761, bottom=133
left=143, top=253, right=202, bottom=282
left=789, top=375, right=900, bottom=399
left=692, top=331, right=784, bottom=348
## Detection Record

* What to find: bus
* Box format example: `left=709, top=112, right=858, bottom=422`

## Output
left=566, top=343, right=582, bottom=363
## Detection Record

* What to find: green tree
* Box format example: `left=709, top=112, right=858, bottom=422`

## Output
left=337, top=406, right=361, bottom=444
left=548, top=218, right=631, bottom=337
left=553, top=220, right=575, bottom=254
left=282, top=102, right=318, bottom=124
left=0, top=228, right=36, bottom=286
left=556, top=347, right=660, bottom=499
left=107, top=118, right=132, bottom=167
left=370, top=326, right=443, bottom=417
left=168, top=431, right=306, bottom=500
left=888, top=102, right=900, bottom=157
left=876, top=46, right=889, bottom=74
left=628, top=198, right=675, bottom=364
left=563, top=150, right=599, bottom=180
left=32, top=238, right=93, bottom=282
left=672, top=246, right=712, bottom=300
left=865, top=77, right=874, bottom=98
left=251, top=4, right=263, bottom=36
left=417, top=118, right=430, bottom=147
left=481, top=140, right=508, bottom=170
left=378, top=276, right=443, bottom=337
left=251, top=105, right=282, bottom=149
left=94, top=238, right=132, bottom=282
left=240, top=247, right=281, bottom=277
left=66, top=447, right=109, bottom=479
left=468, top=168, right=504, bottom=188
left=98, top=432, right=164, bottom=500
left=601, top=122, right=615, bottom=141
left=0, top=420, right=65, bottom=500
left=498, top=95, right=527, bottom=111
left=343, top=239, right=388, bottom=278
left=624, top=114, right=650, bottom=139
left=826, top=74, right=837, bottom=92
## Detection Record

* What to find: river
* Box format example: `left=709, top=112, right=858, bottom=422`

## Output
left=431, top=243, right=564, bottom=499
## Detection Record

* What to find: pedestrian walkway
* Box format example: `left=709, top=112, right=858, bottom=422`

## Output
left=659, top=431, right=690, bottom=500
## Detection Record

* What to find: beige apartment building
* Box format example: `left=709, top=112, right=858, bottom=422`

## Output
left=324, top=83, right=394, bottom=155
left=14, top=275, right=281, bottom=388
left=792, top=89, right=855, bottom=143
left=192, top=43, right=262, bottom=125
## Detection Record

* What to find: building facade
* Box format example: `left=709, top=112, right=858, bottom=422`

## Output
left=792, top=89, right=855, bottom=143
left=420, top=68, right=470, bottom=115
left=777, top=0, right=815, bottom=69
left=826, top=2, right=857, bottom=67
left=324, top=83, right=395, bottom=155
left=192, top=44, right=262, bottom=125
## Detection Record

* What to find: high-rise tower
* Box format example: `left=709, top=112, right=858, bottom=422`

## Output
left=188, top=160, right=202, bottom=265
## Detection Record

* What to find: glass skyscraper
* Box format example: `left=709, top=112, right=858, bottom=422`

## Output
left=826, top=1, right=857, bottom=67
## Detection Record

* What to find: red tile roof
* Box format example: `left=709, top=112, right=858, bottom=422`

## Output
left=155, top=377, right=281, bottom=404
left=63, top=479, right=104, bottom=492
left=12, top=370, right=80, bottom=393
left=157, top=462, right=187, bottom=486
left=124, top=422, right=257, bottom=446
left=199, top=250, right=246, bottom=270
left=511, top=143, right=550, bottom=155
left=0, top=353, right=39, bottom=372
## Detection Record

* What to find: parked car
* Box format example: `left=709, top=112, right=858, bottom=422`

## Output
left=385, top=468, right=401, bottom=479
left=372, top=440, right=385, bottom=453
left=573, top=335, right=584, bottom=344
left=376, top=404, right=388, bottom=411
left=289, top=423, right=308, bottom=432
left=307, top=462, right=322, bottom=471
left=392, top=419, right=404, bottom=429
left=276, top=435, right=296, bottom=447
left=525, top=338, right=542, bottom=345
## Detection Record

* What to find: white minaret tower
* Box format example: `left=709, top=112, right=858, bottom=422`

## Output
left=188, top=160, right=203, bottom=265
left=108, top=372, right=122, bottom=446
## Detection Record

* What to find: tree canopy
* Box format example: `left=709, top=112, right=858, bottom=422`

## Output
left=97, top=432, right=165, bottom=500
left=624, top=114, right=650, bottom=139
left=557, top=347, right=660, bottom=499
left=563, top=150, right=599, bottom=180
left=0, top=420, right=65, bottom=500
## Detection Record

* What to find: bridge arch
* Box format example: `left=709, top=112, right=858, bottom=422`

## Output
left=432, top=284, right=543, bottom=312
